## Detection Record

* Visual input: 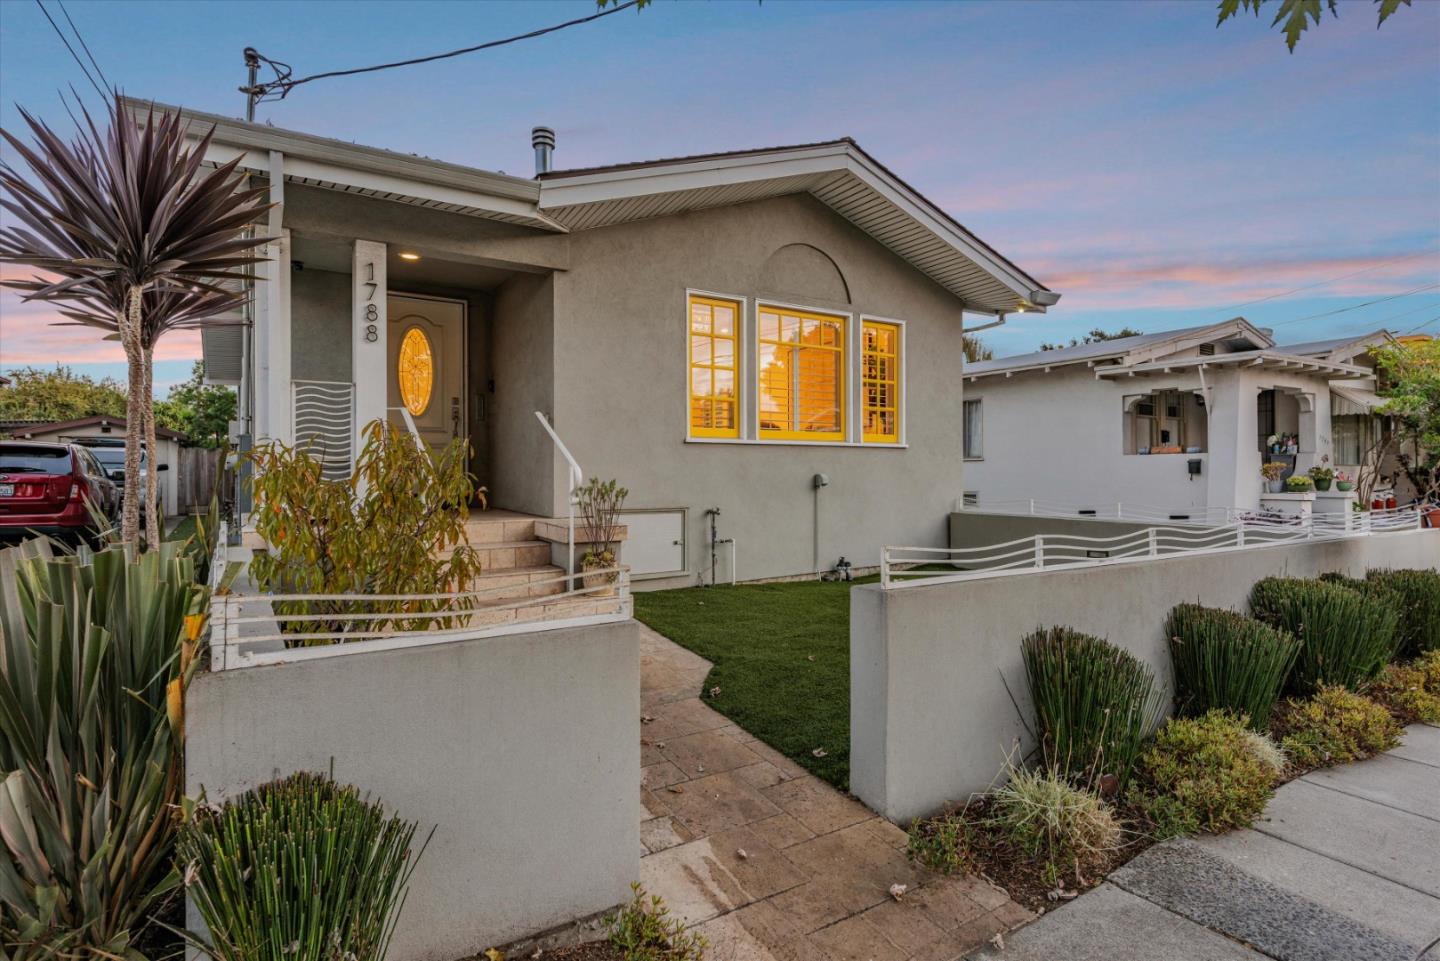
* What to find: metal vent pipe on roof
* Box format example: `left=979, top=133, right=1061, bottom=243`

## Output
left=532, top=126, right=556, bottom=176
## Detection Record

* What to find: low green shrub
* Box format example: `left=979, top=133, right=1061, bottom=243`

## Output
left=986, top=764, right=1122, bottom=885
left=1166, top=603, right=1297, bottom=729
left=607, top=883, right=708, bottom=961
left=1250, top=577, right=1400, bottom=693
left=1416, top=649, right=1440, bottom=693
left=1367, top=662, right=1440, bottom=725
left=1130, top=710, right=1278, bottom=838
left=906, top=812, right=975, bottom=874
left=178, top=771, right=427, bottom=961
left=1270, top=686, right=1402, bottom=770
left=1022, top=626, right=1162, bottom=789
left=1366, top=568, right=1440, bottom=657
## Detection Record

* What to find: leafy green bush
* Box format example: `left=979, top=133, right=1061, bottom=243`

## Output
left=986, top=764, right=1121, bottom=884
left=1366, top=568, right=1440, bottom=657
left=1166, top=603, right=1297, bottom=729
left=1270, top=686, right=1402, bottom=770
left=1417, top=649, right=1440, bottom=693
left=1366, top=662, right=1440, bottom=725
left=906, top=813, right=975, bottom=874
left=248, top=420, right=483, bottom=642
left=1130, top=710, right=1279, bottom=838
left=606, top=883, right=708, bottom=961
left=1022, top=627, right=1162, bottom=789
left=178, top=771, right=426, bottom=961
left=0, top=537, right=207, bottom=956
left=1250, top=577, right=1399, bottom=693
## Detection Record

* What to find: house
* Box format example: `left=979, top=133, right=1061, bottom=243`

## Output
left=960, top=320, right=1398, bottom=517
left=134, top=98, right=1059, bottom=587
left=0, top=414, right=185, bottom=516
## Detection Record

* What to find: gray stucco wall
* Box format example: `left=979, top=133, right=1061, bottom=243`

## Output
left=492, top=272, right=557, bottom=516
left=291, top=267, right=352, bottom=383
left=949, top=511, right=1155, bottom=548
left=552, top=193, right=973, bottom=585
left=187, top=619, right=639, bottom=961
left=850, top=530, right=1440, bottom=823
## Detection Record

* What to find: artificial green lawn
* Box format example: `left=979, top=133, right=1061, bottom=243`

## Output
left=633, top=577, right=871, bottom=790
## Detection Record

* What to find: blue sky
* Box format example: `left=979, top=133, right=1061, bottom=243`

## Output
left=1, top=0, right=1437, bottom=391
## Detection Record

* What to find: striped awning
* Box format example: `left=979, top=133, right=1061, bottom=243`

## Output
left=1331, top=385, right=1384, bottom=416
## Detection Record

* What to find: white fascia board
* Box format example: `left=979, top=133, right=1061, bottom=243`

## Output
left=1096, top=351, right=1366, bottom=379
left=966, top=354, right=1128, bottom=380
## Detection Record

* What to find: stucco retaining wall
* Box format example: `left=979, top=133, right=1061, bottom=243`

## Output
left=187, top=619, right=640, bottom=961
left=850, top=530, right=1440, bottom=823
left=949, top=511, right=1156, bottom=548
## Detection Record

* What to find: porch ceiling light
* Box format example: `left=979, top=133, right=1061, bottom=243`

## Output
left=398, top=252, right=421, bottom=261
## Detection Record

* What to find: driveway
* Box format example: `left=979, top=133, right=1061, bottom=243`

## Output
left=638, top=625, right=1035, bottom=961
left=971, top=724, right=1440, bottom=961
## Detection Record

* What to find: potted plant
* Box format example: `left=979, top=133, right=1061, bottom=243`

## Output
left=1285, top=475, right=1315, bottom=493
left=576, top=477, right=628, bottom=595
left=1261, top=461, right=1287, bottom=493
left=1308, top=457, right=1334, bottom=492
left=1266, top=434, right=1280, bottom=455
left=1335, top=471, right=1355, bottom=492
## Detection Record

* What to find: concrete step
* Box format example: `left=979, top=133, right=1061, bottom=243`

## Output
left=468, top=540, right=551, bottom=571
left=471, top=564, right=568, bottom=603
left=465, top=594, right=624, bottom=629
left=463, top=514, right=539, bottom=543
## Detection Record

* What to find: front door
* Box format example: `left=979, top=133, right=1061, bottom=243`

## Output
left=387, top=294, right=465, bottom=453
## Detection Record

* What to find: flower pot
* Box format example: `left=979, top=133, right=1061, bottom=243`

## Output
left=1314, top=478, right=1332, bottom=491
left=1335, top=481, right=1354, bottom=492
left=1267, top=480, right=1284, bottom=493
left=581, top=559, right=617, bottom=596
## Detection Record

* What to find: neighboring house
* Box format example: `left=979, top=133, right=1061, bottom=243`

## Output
left=0, top=415, right=185, bottom=516
left=136, top=98, right=1059, bottom=586
left=960, top=320, right=1397, bottom=515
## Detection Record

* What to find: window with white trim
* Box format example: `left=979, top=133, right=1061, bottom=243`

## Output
left=862, top=320, right=901, bottom=443
left=757, top=304, right=845, bottom=442
left=688, top=294, right=740, bottom=438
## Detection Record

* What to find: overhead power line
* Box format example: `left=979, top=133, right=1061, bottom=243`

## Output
left=1267, top=282, right=1440, bottom=328
left=57, top=0, right=112, bottom=92
left=244, top=0, right=642, bottom=109
left=33, top=0, right=108, bottom=101
left=1216, top=247, right=1440, bottom=314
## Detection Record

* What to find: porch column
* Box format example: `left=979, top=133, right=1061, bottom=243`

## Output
left=352, top=239, right=388, bottom=453
left=1205, top=368, right=1260, bottom=511
left=254, top=151, right=292, bottom=444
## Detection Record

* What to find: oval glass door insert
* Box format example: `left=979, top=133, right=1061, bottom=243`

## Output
left=397, top=326, right=435, bottom=416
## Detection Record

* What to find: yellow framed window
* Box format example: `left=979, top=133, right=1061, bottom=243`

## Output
left=862, top=320, right=901, bottom=443
left=758, top=304, right=846, bottom=442
left=688, top=294, right=740, bottom=438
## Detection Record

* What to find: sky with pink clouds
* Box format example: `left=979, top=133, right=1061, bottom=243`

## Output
left=1, top=0, right=1437, bottom=393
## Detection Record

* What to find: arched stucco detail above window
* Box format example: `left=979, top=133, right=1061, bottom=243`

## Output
left=757, top=243, right=851, bottom=305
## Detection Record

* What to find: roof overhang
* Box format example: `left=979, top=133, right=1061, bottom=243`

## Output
left=123, top=98, right=562, bottom=232
left=1094, top=351, right=1368, bottom=380
left=1331, top=384, right=1385, bottom=415
left=538, top=141, right=1057, bottom=315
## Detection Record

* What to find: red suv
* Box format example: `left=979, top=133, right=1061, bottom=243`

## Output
left=0, top=441, right=120, bottom=542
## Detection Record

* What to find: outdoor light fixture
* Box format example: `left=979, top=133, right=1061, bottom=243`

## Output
left=399, top=252, right=421, bottom=261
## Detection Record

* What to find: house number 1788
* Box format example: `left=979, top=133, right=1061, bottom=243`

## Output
left=362, top=263, right=379, bottom=342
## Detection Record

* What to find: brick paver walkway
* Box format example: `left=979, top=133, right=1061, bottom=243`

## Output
left=637, top=625, right=1032, bottom=961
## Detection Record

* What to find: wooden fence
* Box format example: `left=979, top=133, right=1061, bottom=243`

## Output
left=175, top=446, right=226, bottom=513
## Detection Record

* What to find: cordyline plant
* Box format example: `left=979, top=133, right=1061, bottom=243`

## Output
left=178, top=771, right=427, bottom=961
left=247, top=420, right=483, bottom=641
left=0, top=535, right=208, bottom=956
left=0, top=94, right=271, bottom=549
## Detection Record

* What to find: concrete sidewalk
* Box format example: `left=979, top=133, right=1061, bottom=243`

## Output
left=972, top=724, right=1440, bottom=961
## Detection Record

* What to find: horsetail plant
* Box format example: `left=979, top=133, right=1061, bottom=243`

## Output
left=1021, top=626, right=1163, bottom=790
left=1166, top=603, right=1298, bottom=729
left=178, top=771, right=429, bottom=961
left=1365, top=568, right=1440, bottom=657
left=1250, top=577, right=1400, bottom=694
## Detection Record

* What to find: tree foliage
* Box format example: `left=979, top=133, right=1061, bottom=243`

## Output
left=1374, top=337, right=1440, bottom=500
left=1039, top=327, right=1144, bottom=352
left=1217, top=0, right=1413, bottom=52
left=963, top=335, right=993, bottom=363
left=154, top=361, right=236, bottom=449
left=0, top=365, right=127, bottom=422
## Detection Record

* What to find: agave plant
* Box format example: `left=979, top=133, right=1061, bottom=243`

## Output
left=0, top=537, right=208, bottom=955
left=0, top=95, right=271, bottom=548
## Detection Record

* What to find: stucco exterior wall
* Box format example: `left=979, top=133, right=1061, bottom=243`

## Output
left=949, top=511, right=1155, bottom=548
left=186, top=619, right=640, bottom=961
left=850, top=529, right=1440, bottom=823
left=492, top=272, right=558, bottom=516
left=291, top=267, right=352, bottom=383
left=550, top=193, right=971, bottom=585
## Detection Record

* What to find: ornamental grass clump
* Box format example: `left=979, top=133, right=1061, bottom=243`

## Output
left=1366, top=568, right=1440, bottom=657
left=1021, top=627, right=1163, bottom=789
left=0, top=537, right=207, bottom=957
left=1366, top=662, right=1440, bottom=725
left=1130, top=710, right=1279, bottom=839
left=1166, top=603, right=1297, bottom=730
left=1270, top=685, right=1401, bottom=770
left=1249, top=577, right=1399, bottom=694
left=986, top=763, right=1122, bottom=885
left=178, top=771, right=427, bottom=961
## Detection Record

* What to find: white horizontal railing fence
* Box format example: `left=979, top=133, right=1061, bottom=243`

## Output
left=886, top=506, right=1425, bottom=589
left=209, top=566, right=632, bottom=671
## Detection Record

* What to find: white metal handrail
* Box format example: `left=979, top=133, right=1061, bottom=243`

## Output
left=535, top=411, right=584, bottom=582
left=883, top=507, right=1427, bottom=589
